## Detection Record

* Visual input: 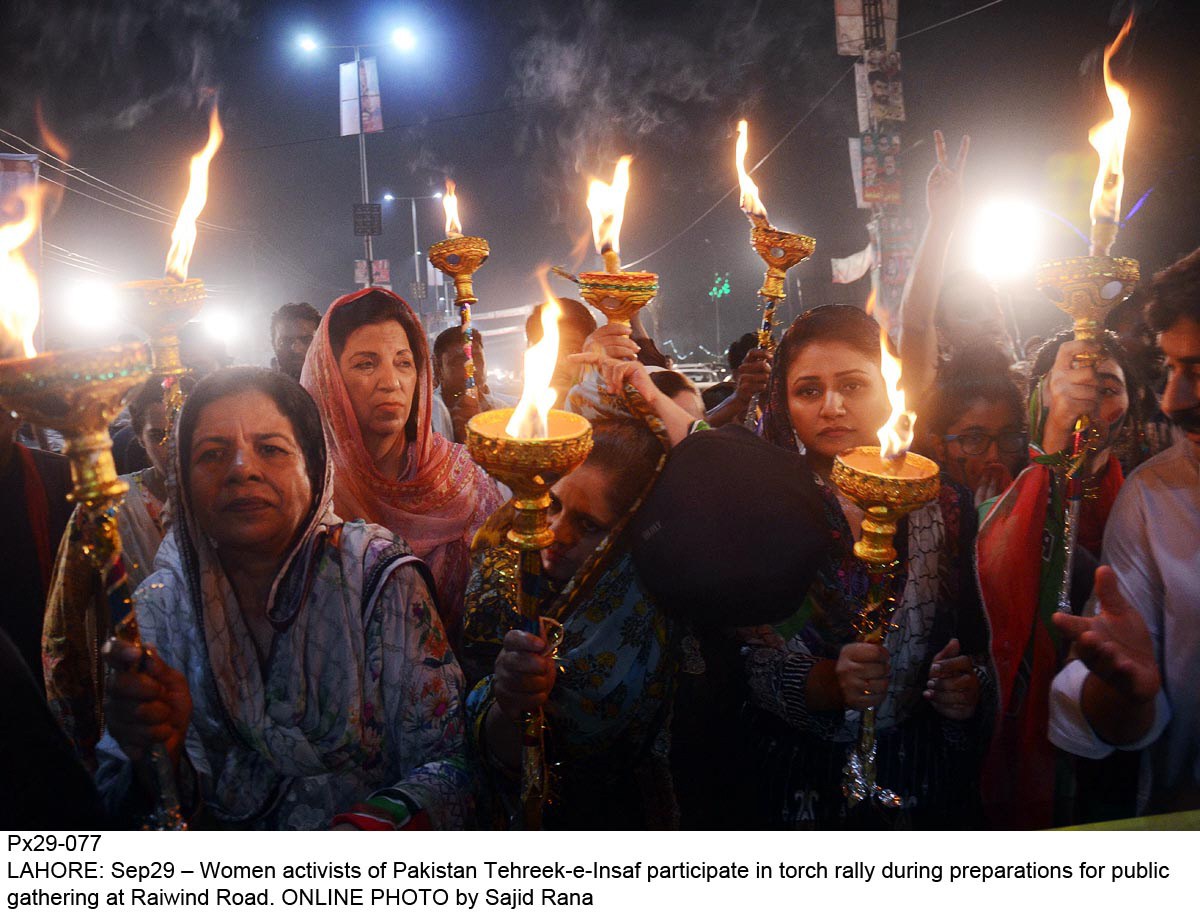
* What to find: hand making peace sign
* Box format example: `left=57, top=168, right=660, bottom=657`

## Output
left=926, top=129, right=970, bottom=227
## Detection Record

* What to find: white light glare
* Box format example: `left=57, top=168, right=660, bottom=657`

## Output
left=971, top=200, right=1040, bottom=282
left=298, top=35, right=318, bottom=52
left=65, top=280, right=119, bottom=332
left=433, top=191, right=443, bottom=199
left=201, top=309, right=241, bottom=348
left=383, top=193, right=395, bottom=202
left=392, top=28, right=417, bottom=51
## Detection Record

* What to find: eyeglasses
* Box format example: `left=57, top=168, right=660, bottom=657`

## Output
left=941, top=431, right=1027, bottom=456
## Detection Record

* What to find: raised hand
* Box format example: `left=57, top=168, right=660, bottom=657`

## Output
left=926, top=130, right=970, bottom=227
left=1042, top=339, right=1103, bottom=455
left=923, top=638, right=980, bottom=720
left=580, top=322, right=639, bottom=362
left=734, top=347, right=772, bottom=408
left=1052, top=566, right=1160, bottom=705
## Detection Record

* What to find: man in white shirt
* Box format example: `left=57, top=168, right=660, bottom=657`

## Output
left=430, top=326, right=512, bottom=443
left=1049, top=246, right=1200, bottom=815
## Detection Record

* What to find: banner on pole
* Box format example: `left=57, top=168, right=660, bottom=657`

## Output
left=340, top=57, right=383, bottom=136
left=834, top=0, right=899, bottom=55
left=877, top=211, right=915, bottom=320
left=848, top=138, right=867, bottom=210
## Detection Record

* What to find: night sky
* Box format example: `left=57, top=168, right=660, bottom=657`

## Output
left=2, top=0, right=1198, bottom=375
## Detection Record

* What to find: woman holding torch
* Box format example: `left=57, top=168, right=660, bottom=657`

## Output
left=742, top=304, right=994, bottom=829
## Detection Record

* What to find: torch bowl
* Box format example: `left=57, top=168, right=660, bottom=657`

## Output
left=751, top=226, right=816, bottom=301
left=0, top=343, right=152, bottom=504
left=1035, top=256, right=1140, bottom=354
left=429, top=235, right=490, bottom=306
left=467, top=408, right=593, bottom=552
left=577, top=270, right=658, bottom=326
left=119, top=278, right=206, bottom=378
left=831, top=447, right=940, bottom=565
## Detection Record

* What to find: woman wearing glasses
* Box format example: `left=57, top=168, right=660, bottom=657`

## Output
left=921, top=344, right=1028, bottom=511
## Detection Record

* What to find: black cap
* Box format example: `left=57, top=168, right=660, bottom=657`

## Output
left=631, top=425, right=830, bottom=627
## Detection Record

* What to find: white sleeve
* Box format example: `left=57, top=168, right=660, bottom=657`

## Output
left=1048, top=659, right=1170, bottom=758
left=1047, top=476, right=1170, bottom=757
left=431, top=390, right=454, bottom=440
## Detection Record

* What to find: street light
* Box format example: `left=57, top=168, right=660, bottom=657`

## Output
left=381, top=192, right=445, bottom=315
left=392, top=27, right=417, bottom=52
left=296, top=31, right=418, bottom=286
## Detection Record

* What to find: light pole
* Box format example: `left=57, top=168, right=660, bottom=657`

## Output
left=383, top=192, right=442, bottom=315
left=298, top=29, right=417, bottom=287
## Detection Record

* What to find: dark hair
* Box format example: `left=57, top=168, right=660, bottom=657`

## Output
left=1030, top=329, right=1146, bottom=435
left=727, top=332, right=759, bottom=372
left=526, top=298, right=597, bottom=344
left=1145, top=246, right=1200, bottom=333
left=922, top=343, right=1026, bottom=439
left=649, top=369, right=698, bottom=401
left=761, top=304, right=885, bottom=451
left=432, top=325, right=482, bottom=367
left=129, top=374, right=198, bottom=447
left=178, top=367, right=326, bottom=505
left=635, top=337, right=671, bottom=368
left=327, top=289, right=427, bottom=442
left=584, top=420, right=665, bottom=517
left=128, top=376, right=166, bottom=437
left=271, top=301, right=321, bottom=338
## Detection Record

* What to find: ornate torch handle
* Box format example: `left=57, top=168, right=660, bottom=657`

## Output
left=78, top=503, right=187, bottom=830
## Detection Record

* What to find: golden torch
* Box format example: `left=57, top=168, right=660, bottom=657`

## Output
left=0, top=188, right=183, bottom=829
left=830, top=330, right=939, bottom=809
left=575, top=157, right=658, bottom=328
left=120, top=106, right=223, bottom=420
left=735, top=120, right=816, bottom=425
left=1035, top=14, right=1139, bottom=609
left=428, top=180, right=489, bottom=400
left=466, top=301, right=592, bottom=829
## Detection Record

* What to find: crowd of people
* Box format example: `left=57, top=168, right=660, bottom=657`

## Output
left=3, top=134, right=1198, bottom=833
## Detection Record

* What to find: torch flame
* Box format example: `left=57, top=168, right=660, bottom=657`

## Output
left=443, top=180, right=463, bottom=238
left=164, top=105, right=223, bottom=282
left=876, top=327, right=915, bottom=462
left=0, top=186, right=44, bottom=359
left=1087, top=13, right=1133, bottom=251
left=506, top=300, right=562, bottom=439
left=735, top=119, right=768, bottom=227
left=586, top=156, right=632, bottom=260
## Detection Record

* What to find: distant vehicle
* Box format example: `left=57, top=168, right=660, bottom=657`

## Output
left=674, top=362, right=727, bottom=390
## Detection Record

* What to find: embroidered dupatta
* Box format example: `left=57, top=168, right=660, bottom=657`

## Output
left=300, top=288, right=501, bottom=634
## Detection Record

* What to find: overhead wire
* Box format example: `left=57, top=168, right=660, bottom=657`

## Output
left=623, top=0, right=1009, bottom=268
left=0, top=126, right=239, bottom=233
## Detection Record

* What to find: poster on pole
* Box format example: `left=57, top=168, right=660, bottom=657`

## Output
left=340, top=57, right=384, bottom=136
left=855, top=51, right=905, bottom=130
left=861, top=131, right=902, bottom=205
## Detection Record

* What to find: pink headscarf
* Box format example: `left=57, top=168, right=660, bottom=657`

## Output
left=301, top=288, right=501, bottom=633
